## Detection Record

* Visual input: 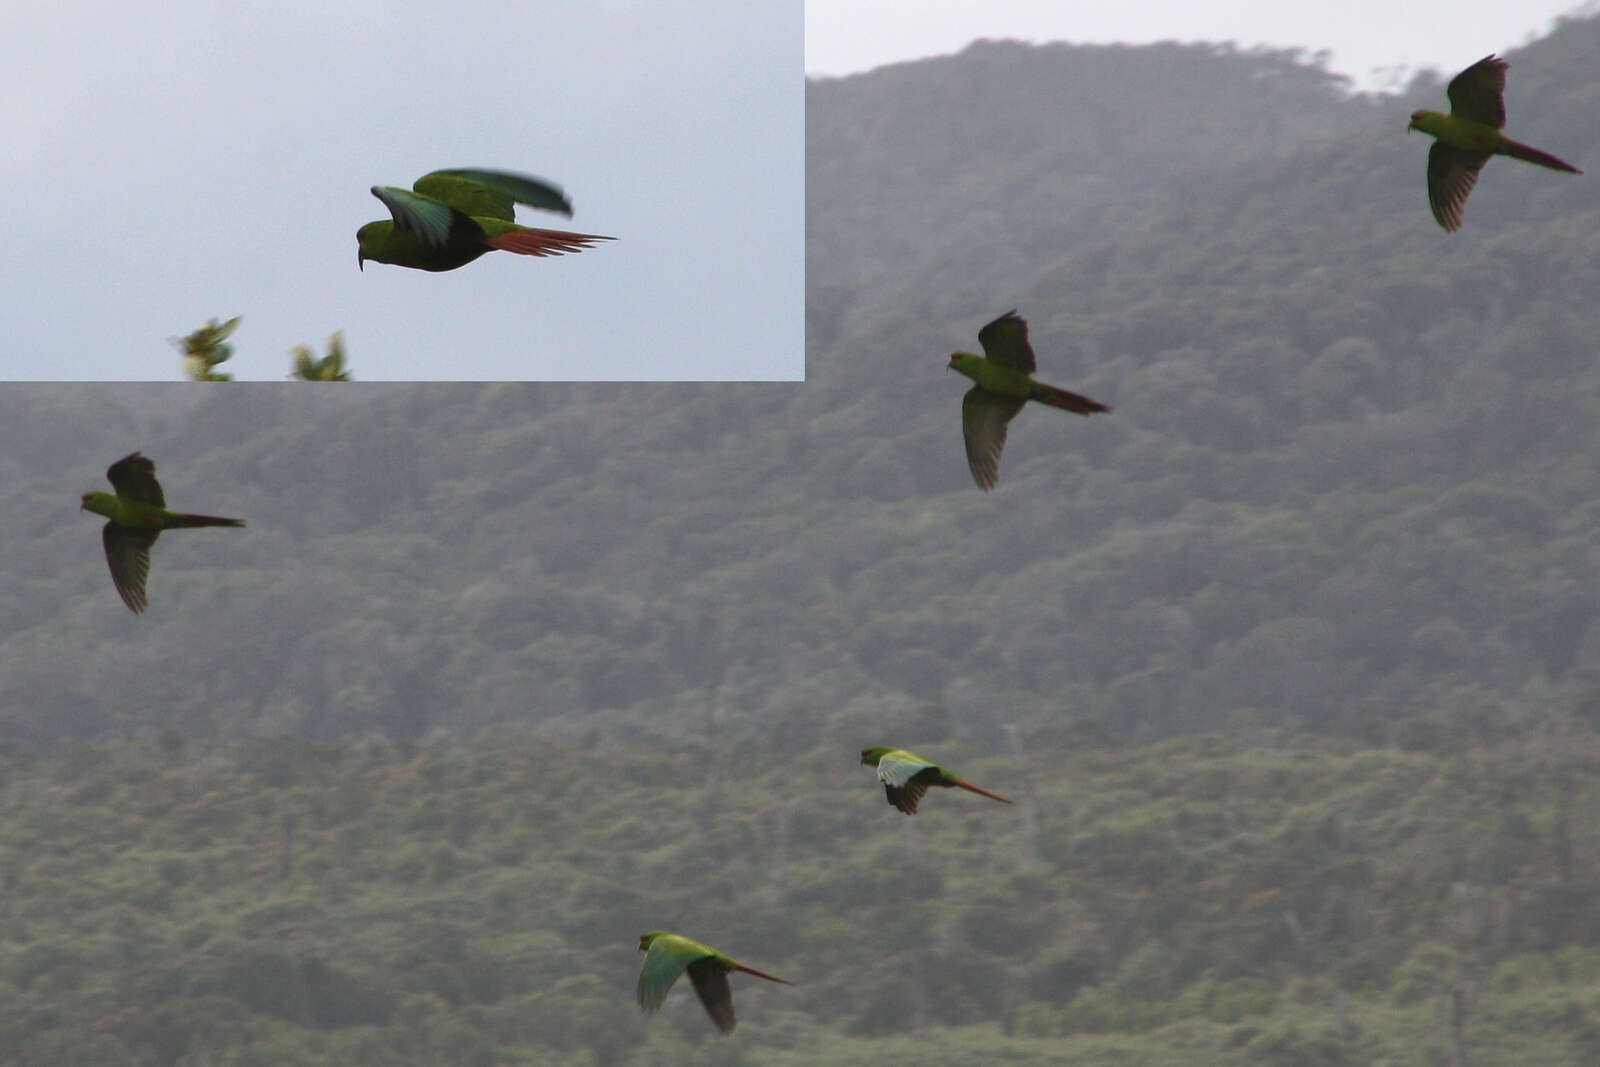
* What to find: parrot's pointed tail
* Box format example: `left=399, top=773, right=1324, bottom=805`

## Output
left=730, top=962, right=791, bottom=985
left=484, top=228, right=616, bottom=258
left=1499, top=137, right=1582, bottom=174
left=950, top=777, right=1015, bottom=805
left=166, top=513, right=246, bottom=528
left=1029, top=381, right=1111, bottom=416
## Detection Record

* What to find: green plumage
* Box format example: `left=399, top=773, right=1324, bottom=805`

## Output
left=80, top=453, right=244, bottom=615
left=859, top=746, right=1014, bottom=814
left=1408, top=55, right=1581, bottom=232
left=948, top=310, right=1110, bottom=490
left=636, top=931, right=789, bottom=1034
left=357, top=168, right=614, bottom=271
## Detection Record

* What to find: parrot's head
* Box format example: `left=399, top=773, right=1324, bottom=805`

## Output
left=948, top=352, right=975, bottom=372
left=638, top=931, right=668, bottom=952
left=1407, top=110, right=1443, bottom=135
left=860, top=746, right=891, bottom=767
left=355, top=222, right=389, bottom=272
left=80, top=491, right=113, bottom=516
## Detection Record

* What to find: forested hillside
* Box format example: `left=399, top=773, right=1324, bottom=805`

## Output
left=6, top=15, right=1600, bottom=1064
left=9, top=25, right=1600, bottom=753
left=5, top=730, right=1600, bottom=1064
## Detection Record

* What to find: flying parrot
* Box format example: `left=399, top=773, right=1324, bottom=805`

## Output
left=357, top=168, right=614, bottom=271
left=80, top=452, right=245, bottom=614
left=859, top=746, right=1014, bottom=814
left=636, top=931, right=789, bottom=1034
left=948, top=310, right=1109, bottom=490
left=1408, top=55, right=1581, bottom=232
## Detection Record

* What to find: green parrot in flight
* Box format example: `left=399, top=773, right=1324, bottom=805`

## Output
left=1408, top=55, right=1581, bottom=232
left=80, top=453, right=244, bottom=614
left=948, top=310, right=1110, bottom=490
left=860, top=746, right=1014, bottom=814
left=636, top=931, right=790, bottom=1034
left=357, top=168, right=614, bottom=271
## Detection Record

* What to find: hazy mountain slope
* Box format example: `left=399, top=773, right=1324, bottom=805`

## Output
left=806, top=39, right=1379, bottom=294
left=803, top=21, right=1600, bottom=741
left=6, top=22, right=1600, bottom=755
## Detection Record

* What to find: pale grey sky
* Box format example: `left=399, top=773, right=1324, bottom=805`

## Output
left=3, top=1, right=800, bottom=380
left=806, top=0, right=1596, bottom=90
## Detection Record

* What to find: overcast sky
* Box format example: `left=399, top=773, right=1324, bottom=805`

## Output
left=806, top=0, right=1594, bottom=91
left=2, top=1, right=800, bottom=380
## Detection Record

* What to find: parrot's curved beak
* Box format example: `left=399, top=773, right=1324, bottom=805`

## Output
left=357, top=250, right=365, bottom=272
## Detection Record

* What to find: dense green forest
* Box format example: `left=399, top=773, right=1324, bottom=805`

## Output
left=5, top=729, right=1600, bottom=1064
left=6, top=15, right=1600, bottom=1064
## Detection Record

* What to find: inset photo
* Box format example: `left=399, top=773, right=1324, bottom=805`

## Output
left=5, top=2, right=801, bottom=380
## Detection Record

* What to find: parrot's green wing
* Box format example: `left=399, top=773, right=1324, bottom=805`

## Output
left=637, top=934, right=709, bottom=1014
left=1425, top=142, right=1491, bottom=233
left=415, top=169, right=574, bottom=221
left=876, top=750, right=935, bottom=787
left=961, top=387, right=1026, bottom=491
left=105, top=452, right=164, bottom=507
left=1446, top=55, right=1508, bottom=129
left=877, top=749, right=936, bottom=813
left=103, top=524, right=157, bottom=615
left=976, top=309, right=1037, bottom=372
left=370, top=186, right=482, bottom=251
left=686, top=958, right=738, bottom=1034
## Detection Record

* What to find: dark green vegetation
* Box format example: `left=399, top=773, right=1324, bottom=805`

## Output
left=3, top=729, right=1600, bottom=1064
left=3, top=20, right=1596, bottom=778
left=6, top=15, right=1600, bottom=1064
left=805, top=22, right=1600, bottom=747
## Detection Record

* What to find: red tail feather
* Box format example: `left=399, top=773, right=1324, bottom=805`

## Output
left=951, top=777, right=1014, bottom=805
left=1499, top=138, right=1582, bottom=174
left=1031, top=381, right=1110, bottom=415
left=483, top=227, right=615, bottom=258
left=730, top=962, right=791, bottom=985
